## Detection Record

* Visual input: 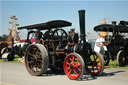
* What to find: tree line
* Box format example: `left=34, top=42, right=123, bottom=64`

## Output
left=0, top=34, right=8, bottom=41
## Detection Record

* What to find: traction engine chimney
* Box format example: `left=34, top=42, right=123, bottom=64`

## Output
left=78, top=10, right=86, bottom=43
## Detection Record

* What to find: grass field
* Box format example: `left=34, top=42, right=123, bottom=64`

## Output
left=106, top=60, right=128, bottom=69
left=0, top=55, right=21, bottom=63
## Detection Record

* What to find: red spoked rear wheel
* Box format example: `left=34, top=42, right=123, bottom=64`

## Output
left=64, top=53, right=85, bottom=80
left=86, top=51, right=104, bottom=76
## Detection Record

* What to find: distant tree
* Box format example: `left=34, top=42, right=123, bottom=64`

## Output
left=0, top=34, right=8, bottom=41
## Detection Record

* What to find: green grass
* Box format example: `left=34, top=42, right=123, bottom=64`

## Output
left=90, top=55, right=128, bottom=69
left=105, top=60, right=128, bottom=69
left=1, top=55, right=128, bottom=69
left=0, top=55, right=20, bottom=63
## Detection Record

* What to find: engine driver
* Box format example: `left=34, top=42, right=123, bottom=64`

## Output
left=94, top=19, right=109, bottom=54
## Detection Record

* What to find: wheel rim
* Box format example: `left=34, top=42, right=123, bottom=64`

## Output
left=25, top=46, right=42, bottom=74
left=86, top=52, right=102, bottom=75
left=64, top=54, right=82, bottom=79
left=119, top=51, right=126, bottom=66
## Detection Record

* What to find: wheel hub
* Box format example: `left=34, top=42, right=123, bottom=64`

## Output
left=71, top=63, right=78, bottom=70
left=70, top=64, right=73, bottom=69
left=93, top=61, right=97, bottom=66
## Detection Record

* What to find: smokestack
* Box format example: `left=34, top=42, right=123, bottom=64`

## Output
left=78, top=10, right=86, bottom=43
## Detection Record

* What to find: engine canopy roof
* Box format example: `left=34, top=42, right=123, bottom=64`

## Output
left=18, top=20, right=72, bottom=30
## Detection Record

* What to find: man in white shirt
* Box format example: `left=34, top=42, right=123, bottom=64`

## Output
left=94, top=32, right=108, bottom=54
left=94, top=19, right=109, bottom=54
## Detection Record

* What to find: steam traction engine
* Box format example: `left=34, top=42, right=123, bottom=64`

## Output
left=18, top=10, right=104, bottom=80
left=94, top=21, right=128, bottom=66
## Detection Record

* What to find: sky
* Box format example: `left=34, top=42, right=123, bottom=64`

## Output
left=1, top=0, right=128, bottom=39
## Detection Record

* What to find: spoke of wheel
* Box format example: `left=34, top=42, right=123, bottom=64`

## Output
left=76, top=58, right=79, bottom=63
left=67, top=66, right=70, bottom=69
left=37, top=62, right=42, bottom=68
left=36, top=53, right=41, bottom=59
left=32, top=50, right=35, bottom=56
left=93, top=61, right=96, bottom=66
left=29, top=56, right=35, bottom=62
left=96, top=56, right=98, bottom=61
left=34, top=66, right=38, bottom=72
left=31, top=63, right=37, bottom=72
left=37, top=59, right=42, bottom=62
left=36, top=62, right=41, bottom=71
left=77, top=63, right=81, bottom=66
left=95, top=56, right=98, bottom=70
left=34, top=50, right=38, bottom=56
left=66, top=62, right=71, bottom=65
left=74, top=70, right=78, bottom=75
left=94, top=55, right=97, bottom=61
left=29, top=47, right=35, bottom=55
left=98, top=65, right=101, bottom=68
left=33, top=61, right=39, bottom=72
left=95, top=64, right=98, bottom=71
left=70, top=57, right=73, bottom=62
left=76, top=67, right=81, bottom=72
left=28, top=52, right=35, bottom=57
left=73, top=72, right=76, bottom=76
left=35, top=66, right=39, bottom=72
left=93, top=55, right=95, bottom=61
left=36, top=67, right=39, bottom=72
left=28, top=61, right=34, bottom=64
left=72, top=56, right=75, bottom=62
left=92, top=65, right=95, bottom=72
left=27, top=56, right=36, bottom=64
left=67, top=69, right=72, bottom=76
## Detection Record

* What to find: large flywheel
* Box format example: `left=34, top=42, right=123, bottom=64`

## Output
left=52, top=29, right=67, bottom=41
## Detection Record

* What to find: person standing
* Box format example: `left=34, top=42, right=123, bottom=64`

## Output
left=35, top=29, right=43, bottom=43
left=94, top=19, right=108, bottom=54
left=94, top=32, right=108, bottom=54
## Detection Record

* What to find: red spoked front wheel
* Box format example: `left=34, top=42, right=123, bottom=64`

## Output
left=64, top=53, right=85, bottom=80
left=86, top=51, right=104, bottom=76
